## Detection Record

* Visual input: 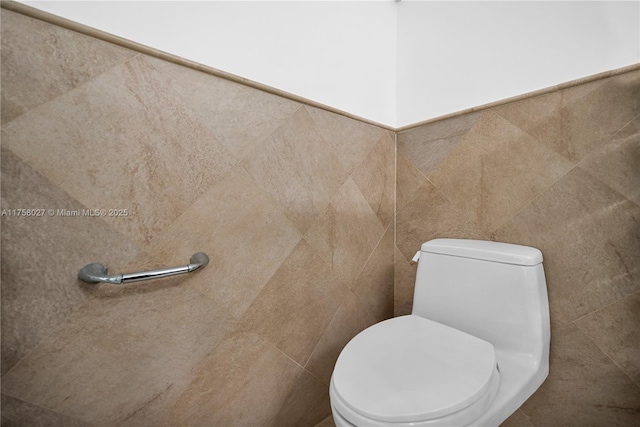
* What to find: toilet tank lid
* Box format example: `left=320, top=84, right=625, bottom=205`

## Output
left=421, top=239, right=543, bottom=266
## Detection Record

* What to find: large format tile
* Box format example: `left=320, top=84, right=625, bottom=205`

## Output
left=149, top=56, right=301, bottom=162
left=238, top=240, right=346, bottom=366
left=305, top=290, right=378, bottom=385
left=429, top=112, right=574, bottom=234
left=1, top=148, right=141, bottom=375
left=304, top=178, right=385, bottom=287
left=352, top=226, right=394, bottom=322
left=397, top=111, right=481, bottom=177
left=396, top=151, right=429, bottom=212
left=521, top=324, right=640, bottom=426
left=493, top=167, right=640, bottom=327
left=580, top=114, right=640, bottom=206
left=164, top=330, right=302, bottom=427
left=575, top=291, right=640, bottom=386
left=493, top=91, right=563, bottom=162
left=1, top=395, right=91, bottom=427
left=270, top=370, right=332, bottom=427
left=1, top=55, right=236, bottom=246
left=146, top=167, right=301, bottom=320
left=1, top=284, right=236, bottom=426
left=558, top=70, right=640, bottom=163
left=306, top=105, right=387, bottom=175
left=394, top=246, right=417, bottom=317
left=396, top=179, right=486, bottom=263
left=495, top=71, right=640, bottom=165
left=500, top=409, right=534, bottom=427
left=352, top=132, right=395, bottom=228
left=315, top=415, right=335, bottom=427
left=1, top=9, right=136, bottom=124
left=242, top=107, right=350, bottom=234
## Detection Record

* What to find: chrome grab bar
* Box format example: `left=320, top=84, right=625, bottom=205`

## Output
left=78, top=252, right=209, bottom=285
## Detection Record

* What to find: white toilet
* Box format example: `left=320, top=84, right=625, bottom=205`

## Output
left=330, top=239, right=550, bottom=426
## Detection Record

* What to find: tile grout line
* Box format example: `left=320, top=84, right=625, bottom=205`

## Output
left=571, top=314, right=640, bottom=390
left=0, top=1, right=395, bottom=132
left=1, top=46, right=142, bottom=129
left=5, top=1, right=638, bottom=134
left=0, top=394, right=98, bottom=426
left=571, top=289, right=640, bottom=389
left=350, top=221, right=395, bottom=297
left=302, top=294, right=344, bottom=383
left=492, top=104, right=640, bottom=236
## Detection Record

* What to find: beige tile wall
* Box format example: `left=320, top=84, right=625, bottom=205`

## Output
left=3, top=5, right=640, bottom=427
left=1, top=9, right=394, bottom=426
left=397, top=69, right=640, bottom=425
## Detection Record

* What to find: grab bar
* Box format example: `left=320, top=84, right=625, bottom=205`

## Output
left=78, top=252, right=209, bottom=285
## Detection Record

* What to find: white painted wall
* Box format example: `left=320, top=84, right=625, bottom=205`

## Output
left=396, top=1, right=640, bottom=126
left=19, top=1, right=640, bottom=127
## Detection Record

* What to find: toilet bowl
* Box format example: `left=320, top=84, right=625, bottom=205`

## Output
left=330, top=239, right=550, bottom=427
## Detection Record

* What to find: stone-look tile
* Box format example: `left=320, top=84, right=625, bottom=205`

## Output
left=493, top=167, right=640, bottom=328
left=0, top=8, right=397, bottom=427
left=305, top=290, right=378, bottom=386
left=164, top=330, right=302, bottom=427
left=238, top=240, right=346, bottom=366
left=429, top=112, right=575, bottom=234
left=575, top=291, right=640, bottom=385
left=499, top=409, right=534, bottom=427
left=315, top=415, right=335, bottom=427
left=580, top=114, right=640, bottom=206
left=304, top=178, right=386, bottom=288
left=315, top=415, right=336, bottom=427
left=521, top=324, right=640, bottom=426
left=242, top=107, right=350, bottom=234
left=495, top=72, right=640, bottom=165
left=146, top=167, right=301, bottom=320
left=394, top=247, right=417, bottom=317
left=558, top=70, right=640, bottom=163
left=493, top=91, right=563, bottom=161
left=1, top=9, right=136, bottom=124
left=149, top=56, right=301, bottom=162
left=396, top=151, right=429, bottom=212
left=353, top=226, right=394, bottom=322
left=1, top=394, right=92, bottom=427
left=0, top=148, right=141, bottom=375
left=396, top=178, right=486, bottom=262
left=306, top=105, right=387, bottom=175
left=352, top=132, right=395, bottom=228
left=1, top=55, right=236, bottom=246
left=397, top=111, right=481, bottom=177
left=1, top=285, right=236, bottom=426
left=270, top=370, right=332, bottom=427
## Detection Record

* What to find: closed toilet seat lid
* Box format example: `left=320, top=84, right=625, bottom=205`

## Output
left=332, top=315, right=498, bottom=424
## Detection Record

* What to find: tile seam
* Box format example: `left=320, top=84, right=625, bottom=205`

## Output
left=0, top=49, right=143, bottom=129
left=0, top=0, right=394, bottom=132
left=488, top=162, right=579, bottom=238
left=397, top=64, right=640, bottom=132
left=0, top=394, right=97, bottom=427
left=351, top=221, right=394, bottom=297
left=395, top=150, right=431, bottom=212
left=572, top=314, right=640, bottom=390
left=577, top=112, right=640, bottom=170
left=5, top=0, right=637, bottom=133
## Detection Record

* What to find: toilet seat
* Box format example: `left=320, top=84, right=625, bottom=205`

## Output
left=331, top=315, right=500, bottom=426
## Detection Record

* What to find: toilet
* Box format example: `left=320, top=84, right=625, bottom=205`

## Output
left=330, top=239, right=550, bottom=426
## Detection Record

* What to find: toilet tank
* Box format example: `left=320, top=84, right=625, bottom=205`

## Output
left=412, top=239, right=550, bottom=358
